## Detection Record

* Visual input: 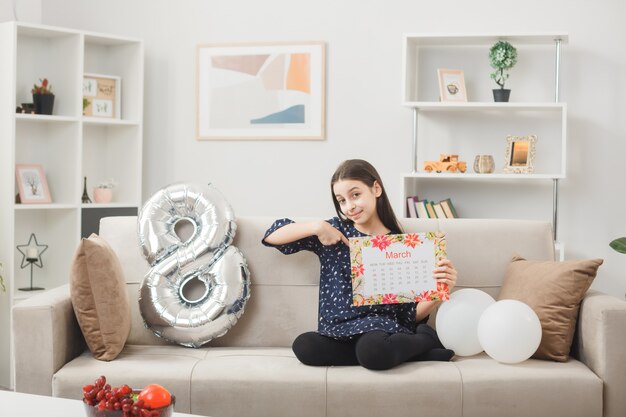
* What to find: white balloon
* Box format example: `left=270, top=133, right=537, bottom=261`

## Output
left=477, top=299, right=542, bottom=364
left=435, top=289, right=495, bottom=356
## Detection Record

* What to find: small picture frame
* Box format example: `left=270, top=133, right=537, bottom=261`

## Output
left=437, top=69, right=467, bottom=102
left=83, top=73, right=121, bottom=119
left=504, top=135, right=537, bottom=174
left=15, top=164, right=51, bottom=204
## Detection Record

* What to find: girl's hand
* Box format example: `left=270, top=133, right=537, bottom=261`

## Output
left=316, top=221, right=349, bottom=246
left=433, top=259, right=457, bottom=290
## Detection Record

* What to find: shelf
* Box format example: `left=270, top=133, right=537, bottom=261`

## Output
left=14, top=203, right=77, bottom=210
left=402, top=102, right=565, bottom=112
left=15, top=114, right=79, bottom=123
left=2, top=21, right=143, bottom=391
left=82, top=117, right=140, bottom=126
left=404, top=33, right=568, bottom=47
left=403, top=173, right=564, bottom=180
left=401, top=31, right=566, bottom=240
left=81, top=203, right=139, bottom=208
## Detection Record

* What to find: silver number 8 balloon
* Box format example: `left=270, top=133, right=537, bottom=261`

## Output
left=137, top=182, right=250, bottom=347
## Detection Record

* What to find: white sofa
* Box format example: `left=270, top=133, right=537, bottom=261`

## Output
left=12, top=216, right=626, bottom=417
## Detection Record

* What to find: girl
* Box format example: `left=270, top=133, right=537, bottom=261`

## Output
left=262, top=159, right=457, bottom=370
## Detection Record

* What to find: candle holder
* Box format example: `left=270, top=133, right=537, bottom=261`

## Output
left=16, top=233, right=48, bottom=291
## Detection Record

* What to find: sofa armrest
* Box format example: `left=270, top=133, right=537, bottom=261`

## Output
left=575, top=290, right=626, bottom=417
left=12, top=284, right=86, bottom=395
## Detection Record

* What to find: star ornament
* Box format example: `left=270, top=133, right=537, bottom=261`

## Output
left=16, top=233, right=48, bottom=268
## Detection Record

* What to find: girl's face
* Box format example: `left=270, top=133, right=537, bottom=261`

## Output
left=333, top=179, right=382, bottom=227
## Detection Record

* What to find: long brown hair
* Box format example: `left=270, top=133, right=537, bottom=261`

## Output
left=330, top=159, right=403, bottom=234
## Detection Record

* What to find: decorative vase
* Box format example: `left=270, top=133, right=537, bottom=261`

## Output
left=32, top=93, right=55, bottom=115
left=493, top=89, right=511, bottom=102
left=473, top=155, right=495, bottom=174
left=93, top=188, right=113, bottom=203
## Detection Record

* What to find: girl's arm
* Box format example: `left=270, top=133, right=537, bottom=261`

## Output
left=416, top=258, right=458, bottom=322
left=264, top=220, right=349, bottom=246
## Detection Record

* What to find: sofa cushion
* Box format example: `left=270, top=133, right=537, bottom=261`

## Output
left=454, top=353, right=602, bottom=417
left=499, top=256, right=603, bottom=361
left=52, top=345, right=206, bottom=413
left=191, top=347, right=327, bottom=417
left=326, top=361, right=461, bottom=417
left=69, top=234, right=130, bottom=360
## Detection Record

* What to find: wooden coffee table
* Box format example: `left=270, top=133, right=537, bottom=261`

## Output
left=2, top=390, right=203, bottom=416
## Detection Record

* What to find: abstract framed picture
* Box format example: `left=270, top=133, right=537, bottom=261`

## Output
left=15, top=164, right=51, bottom=204
left=196, top=42, right=326, bottom=140
left=437, top=69, right=468, bottom=102
left=83, top=73, right=121, bottom=119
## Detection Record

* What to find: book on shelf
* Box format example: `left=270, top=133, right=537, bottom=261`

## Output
left=439, top=198, right=458, bottom=219
left=415, top=200, right=429, bottom=219
left=425, top=201, right=437, bottom=219
left=406, top=195, right=419, bottom=218
left=433, top=202, right=446, bottom=219
left=411, top=198, right=459, bottom=219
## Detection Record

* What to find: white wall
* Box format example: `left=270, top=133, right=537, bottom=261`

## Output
left=0, top=0, right=40, bottom=23
left=37, top=0, right=626, bottom=299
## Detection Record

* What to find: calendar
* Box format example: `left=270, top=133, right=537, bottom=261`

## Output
left=350, top=232, right=449, bottom=306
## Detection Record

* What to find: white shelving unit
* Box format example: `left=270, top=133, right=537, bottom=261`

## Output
left=401, top=32, right=567, bottom=240
left=0, top=21, right=144, bottom=389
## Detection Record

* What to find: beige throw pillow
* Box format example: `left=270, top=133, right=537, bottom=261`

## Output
left=70, top=233, right=130, bottom=361
left=499, top=255, right=603, bottom=362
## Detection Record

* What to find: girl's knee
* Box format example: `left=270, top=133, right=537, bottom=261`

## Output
left=292, top=332, right=323, bottom=366
left=355, top=333, right=395, bottom=370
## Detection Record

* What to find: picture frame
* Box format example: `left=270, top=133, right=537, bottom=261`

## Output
left=503, top=135, right=537, bottom=174
left=15, top=164, right=51, bottom=204
left=437, top=69, right=468, bottom=102
left=196, top=41, right=326, bottom=140
left=82, top=73, right=121, bottom=119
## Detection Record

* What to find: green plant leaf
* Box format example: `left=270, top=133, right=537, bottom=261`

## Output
left=609, top=237, right=626, bottom=254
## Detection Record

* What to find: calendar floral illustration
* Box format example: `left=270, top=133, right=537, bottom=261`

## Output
left=350, top=232, right=448, bottom=306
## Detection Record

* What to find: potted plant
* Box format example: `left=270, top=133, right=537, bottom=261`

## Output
left=93, top=178, right=117, bottom=203
left=31, top=78, right=55, bottom=115
left=489, top=41, right=518, bottom=102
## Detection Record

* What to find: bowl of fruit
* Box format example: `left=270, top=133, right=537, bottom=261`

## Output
left=82, top=376, right=175, bottom=417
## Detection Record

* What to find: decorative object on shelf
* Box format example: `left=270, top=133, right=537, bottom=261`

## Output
left=503, top=135, right=537, bottom=174
left=197, top=42, right=326, bottom=140
left=93, top=178, right=116, bottom=203
left=16, top=103, right=35, bottom=114
left=83, top=73, right=121, bottom=119
left=81, top=176, right=92, bottom=203
left=489, top=41, right=517, bottom=102
left=437, top=69, right=467, bottom=102
left=15, top=163, right=51, bottom=204
left=423, top=154, right=467, bottom=173
left=31, top=78, right=55, bottom=115
left=473, top=155, right=495, bottom=174
left=16, top=233, right=48, bottom=291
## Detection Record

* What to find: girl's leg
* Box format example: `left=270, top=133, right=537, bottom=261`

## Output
left=292, top=332, right=359, bottom=366
left=355, top=324, right=449, bottom=370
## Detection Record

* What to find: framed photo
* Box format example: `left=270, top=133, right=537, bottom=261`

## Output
left=15, top=164, right=51, bottom=204
left=83, top=74, right=121, bottom=119
left=437, top=69, right=467, bottom=102
left=196, top=42, right=326, bottom=140
left=504, top=135, right=537, bottom=174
